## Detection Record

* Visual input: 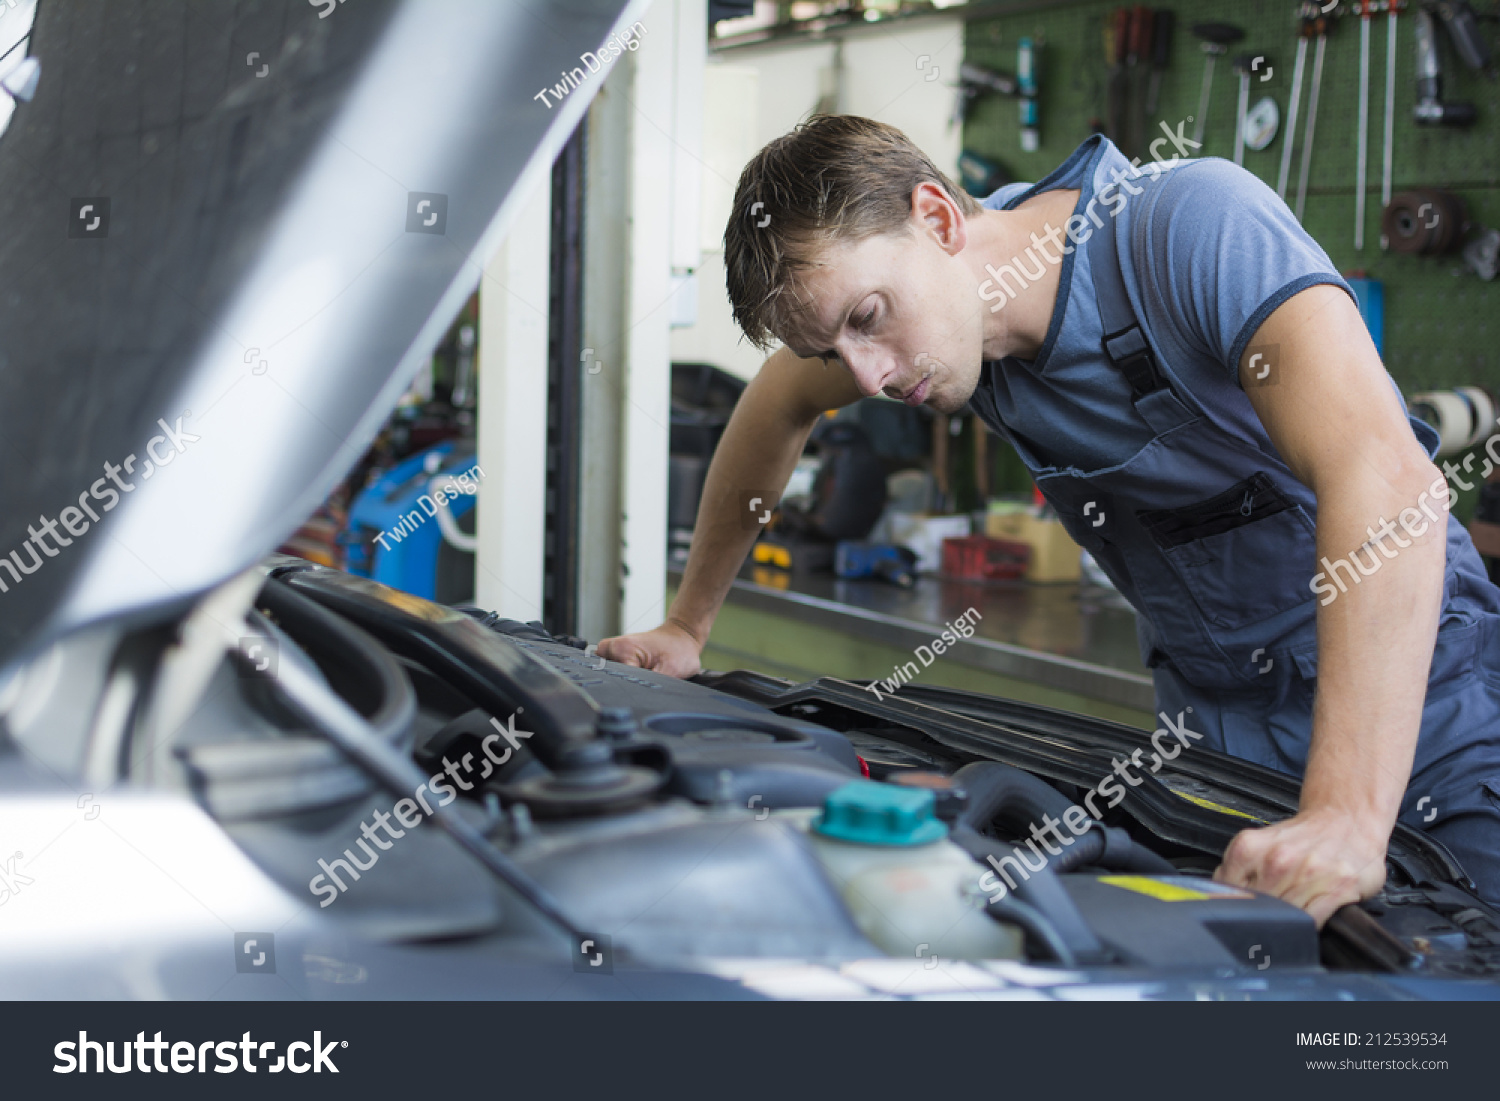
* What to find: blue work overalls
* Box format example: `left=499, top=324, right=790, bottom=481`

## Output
left=967, top=137, right=1500, bottom=904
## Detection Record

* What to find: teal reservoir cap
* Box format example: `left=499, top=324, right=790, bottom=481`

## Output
left=812, top=780, right=949, bottom=846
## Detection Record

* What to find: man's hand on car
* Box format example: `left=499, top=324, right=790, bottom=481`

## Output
left=1214, top=807, right=1390, bottom=928
left=597, top=619, right=704, bottom=678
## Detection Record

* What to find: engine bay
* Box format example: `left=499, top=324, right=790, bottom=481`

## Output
left=151, top=560, right=1500, bottom=982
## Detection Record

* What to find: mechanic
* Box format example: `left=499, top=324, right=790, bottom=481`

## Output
left=599, top=115, right=1500, bottom=924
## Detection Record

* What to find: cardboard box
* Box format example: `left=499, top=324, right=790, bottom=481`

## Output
left=985, top=509, right=1081, bottom=583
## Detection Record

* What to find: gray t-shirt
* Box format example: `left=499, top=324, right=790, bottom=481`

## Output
left=974, top=139, right=1353, bottom=473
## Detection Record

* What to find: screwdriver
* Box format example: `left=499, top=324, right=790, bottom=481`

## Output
left=1277, top=3, right=1316, bottom=201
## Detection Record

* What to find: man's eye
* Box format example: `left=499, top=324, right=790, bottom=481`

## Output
left=854, top=309, right=877, bottom=331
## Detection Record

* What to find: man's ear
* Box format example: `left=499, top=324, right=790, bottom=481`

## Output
left=911, top=181, right=967, bottom=256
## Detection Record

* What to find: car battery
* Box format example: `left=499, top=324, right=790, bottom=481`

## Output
left=1060, top=874, right=1319, bottom=969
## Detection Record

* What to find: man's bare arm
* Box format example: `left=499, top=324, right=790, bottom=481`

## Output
left=1215, top=284, right=1447, bottom=926
left=597, top=348, right=864, bottom=674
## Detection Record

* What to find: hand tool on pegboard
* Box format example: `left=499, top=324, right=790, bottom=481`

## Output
left=1293, top=4, right=1333, bottom=222
left=952, top=62, right=1018, bottom=129
left=1355, top=0, right=1375, bottom=249
left=1380, top=1, right=1403, bottom=213
left=1231, top=52, right=1273, bottom=166
left=1413, top=2, right=1483, bottom=125
left=1190, top=22, right=1245, bottom=149
left=1436, top=0, right=1492, bottom=73
left=1277, top=3, right=1318, bottom=201
left=1018, top=36, right=1040, bottom=151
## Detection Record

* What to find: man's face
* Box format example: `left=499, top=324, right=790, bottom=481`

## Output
left=781, top=220, right=986, bottom=415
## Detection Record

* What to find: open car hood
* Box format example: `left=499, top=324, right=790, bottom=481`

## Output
left=0, top=0, right=642, bottom=672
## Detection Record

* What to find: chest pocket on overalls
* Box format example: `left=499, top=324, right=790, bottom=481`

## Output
left=1137, top=471, right=1317, bottom=630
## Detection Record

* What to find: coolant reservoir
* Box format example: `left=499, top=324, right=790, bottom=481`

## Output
left=798, top=781, right=1023, bottom=962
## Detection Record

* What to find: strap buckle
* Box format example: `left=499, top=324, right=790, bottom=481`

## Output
left=1101, top=324, right=1165, bottom=398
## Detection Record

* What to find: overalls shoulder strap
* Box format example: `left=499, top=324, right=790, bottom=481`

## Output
left=1084, top=172, right=1198, bottom=437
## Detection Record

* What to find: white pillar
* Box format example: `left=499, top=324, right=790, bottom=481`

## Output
left=577, top=61, right=632, bottom=642
left=474, top=181, right=550, bottom=621
left=618, top=0, right=704, bottom=635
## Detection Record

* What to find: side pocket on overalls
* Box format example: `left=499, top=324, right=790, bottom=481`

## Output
left=1137, top=473, right=1317, bottom=631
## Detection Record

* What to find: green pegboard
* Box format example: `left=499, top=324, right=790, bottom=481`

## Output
left=962, top=0, right=1500, bottom=398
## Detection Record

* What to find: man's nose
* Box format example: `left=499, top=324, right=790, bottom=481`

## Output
left=842, top=350, right=890, bottom=398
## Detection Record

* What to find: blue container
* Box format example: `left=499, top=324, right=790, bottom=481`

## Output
left=1347, top=277, right=1385, bottom=358
left=344, top=441, right=482, bottom=600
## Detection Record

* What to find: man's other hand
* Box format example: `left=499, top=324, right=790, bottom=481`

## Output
left=1214, top=807, right=1389, bottom=928
left=596, top=620, right=704, bottom=678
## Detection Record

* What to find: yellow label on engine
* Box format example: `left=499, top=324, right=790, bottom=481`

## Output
left=1104, top=882, right=1242, bottom=906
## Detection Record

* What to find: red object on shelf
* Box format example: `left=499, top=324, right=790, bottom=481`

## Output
left=941, top=535, right=1031, bottom=580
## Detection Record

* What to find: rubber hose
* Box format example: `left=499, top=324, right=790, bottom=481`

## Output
left=950, top=824, right=1108, bottom=962
left=1050, top=825, right=1176, bottom=875
left=952, top=761, right=1174, bottom=874
left=1048, top=828, right=1106, bottom=873
left=257, top=578, right=415, bottom=742
left=952, top=760, right=1077, bottom=834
